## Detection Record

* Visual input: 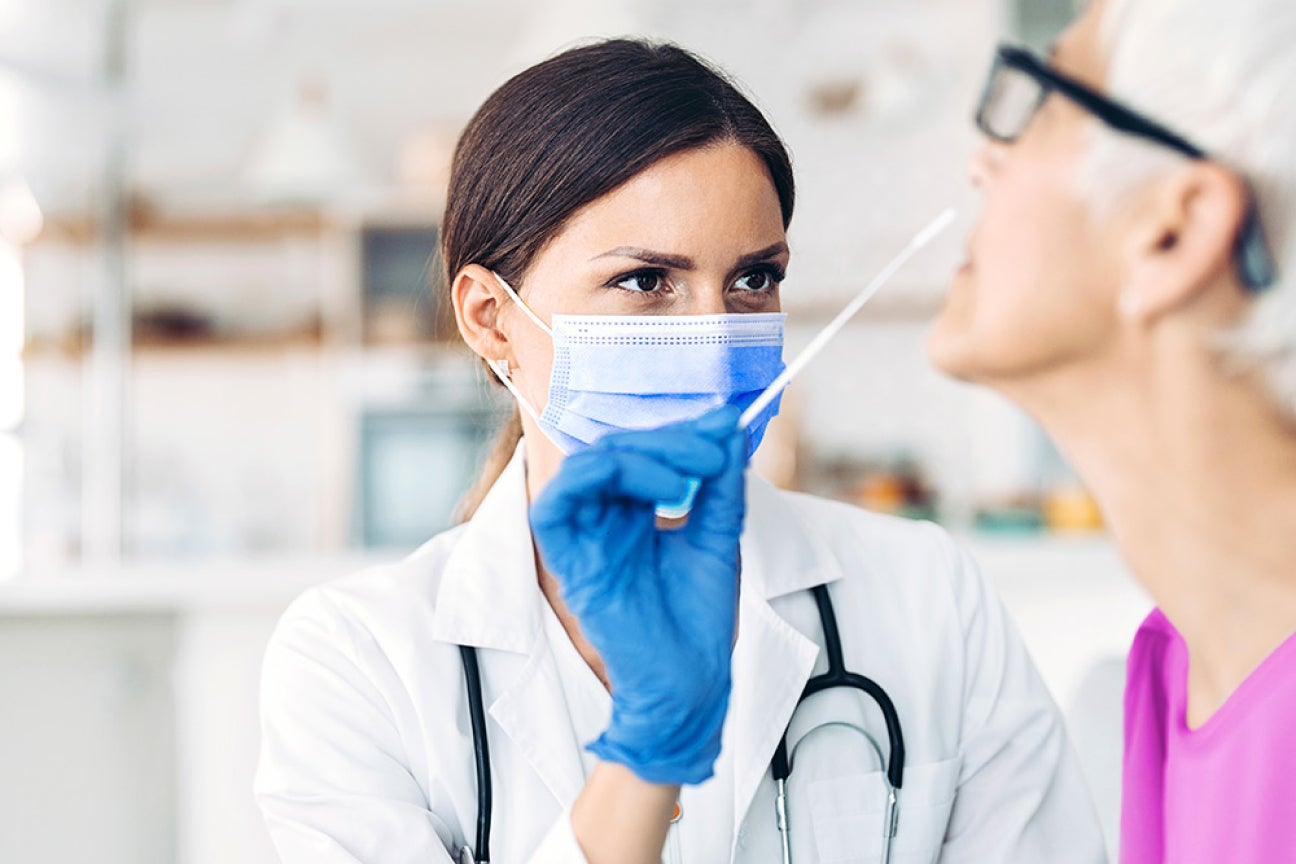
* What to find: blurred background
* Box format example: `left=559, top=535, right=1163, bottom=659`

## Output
left=0, top=0, right=1148, bottom=860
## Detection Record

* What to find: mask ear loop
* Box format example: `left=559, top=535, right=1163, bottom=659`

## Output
left=492, top=272, right=554, bottom=336
left=485, top=357, right=569, bottom=456
left=483, top=274, right=569, bottom=456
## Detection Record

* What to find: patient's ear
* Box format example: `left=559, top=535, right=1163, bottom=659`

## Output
left=453, top=264, right=513, bottom=362
left=1117, top=161, right=1249, bottom=325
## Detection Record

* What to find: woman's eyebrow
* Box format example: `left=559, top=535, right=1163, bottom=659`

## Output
left=591, top=247, right=695, bottom=269
left=591, top=241, right=789, bottom=270
left=733, top=242, right=789, bottom=270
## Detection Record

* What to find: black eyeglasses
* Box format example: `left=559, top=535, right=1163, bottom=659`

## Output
left=974, top=43, right=1277, bottom=292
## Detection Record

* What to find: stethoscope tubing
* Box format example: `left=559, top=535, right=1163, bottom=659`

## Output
left=457, top=582, right=904, bottom=864
left=770, top=583, right=905, bottom=864
left=458, top=645, right=493, bottom=864
left=772, top=584, right=905, bottom=789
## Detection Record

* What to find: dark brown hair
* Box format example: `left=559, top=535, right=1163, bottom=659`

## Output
left=445, top=38, right=795, bottom=520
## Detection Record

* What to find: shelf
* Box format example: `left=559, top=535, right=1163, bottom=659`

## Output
left=37, top=207, right=338, bottom=246
left=781, top=283, right=946, bottom=324
left=20, top=334, right=476, bottom=361
left=22, top=334, right=322, bottom=360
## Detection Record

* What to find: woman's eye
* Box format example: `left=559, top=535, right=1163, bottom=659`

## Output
left=613, top=271, right=667, bottom=293
left=734, top=267, right=783, bottom=292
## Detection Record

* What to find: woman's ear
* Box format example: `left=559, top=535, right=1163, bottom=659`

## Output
left=452, top=263, right=513, bottom=362
left=1118, top=161, right=1249, bottom=326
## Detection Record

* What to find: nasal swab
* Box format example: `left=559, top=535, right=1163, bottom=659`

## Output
left=657, top=207, right=957, bottom=522
left=738, top=207, right=957, bottom=430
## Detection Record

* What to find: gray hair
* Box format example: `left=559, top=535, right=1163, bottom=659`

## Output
left=1087, top=0, right=1296, bottom=414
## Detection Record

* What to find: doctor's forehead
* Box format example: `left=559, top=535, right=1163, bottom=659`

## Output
left=552, top=144, right=787, bottom=259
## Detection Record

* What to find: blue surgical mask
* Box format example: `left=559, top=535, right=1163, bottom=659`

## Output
left=486, top=272, right=786, bottom=459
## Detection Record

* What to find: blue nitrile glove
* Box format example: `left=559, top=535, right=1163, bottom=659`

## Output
left=529, top=405, right=747, bottom=785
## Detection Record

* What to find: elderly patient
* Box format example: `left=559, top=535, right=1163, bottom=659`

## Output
left=928, top=0, right=1296, bottom=861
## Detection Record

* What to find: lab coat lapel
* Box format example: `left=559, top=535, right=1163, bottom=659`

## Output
left=430, top=443, right=587, bottom=809
left=488, top=642, right=588, bottom=807
left=728, top=477, right=843, bottom=855
left=430, top=444, right=540, bottom=653
left=728, top=593, right=819, bottom=858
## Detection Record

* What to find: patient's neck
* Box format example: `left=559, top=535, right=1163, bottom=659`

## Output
left=1012, top=348, right=1296, bottom=728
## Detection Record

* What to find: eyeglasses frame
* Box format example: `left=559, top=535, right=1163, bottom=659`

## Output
left=975, top=43, right=1277, bottom=291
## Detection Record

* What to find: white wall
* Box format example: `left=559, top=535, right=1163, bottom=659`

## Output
left=0, top=613, right=176, bottom=864
left=174, top=609, right=284, bottom=864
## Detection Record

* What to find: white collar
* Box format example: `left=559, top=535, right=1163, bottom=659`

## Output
left=429, top=442, right=543, bottom=652
left=430, top=439, right=844, bottom=651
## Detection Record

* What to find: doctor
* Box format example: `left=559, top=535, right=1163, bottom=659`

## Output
left=255, top=39, right=1105, bottom=863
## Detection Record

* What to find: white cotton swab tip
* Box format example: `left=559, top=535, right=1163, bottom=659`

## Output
left=910, top=207, right=957, bottom=249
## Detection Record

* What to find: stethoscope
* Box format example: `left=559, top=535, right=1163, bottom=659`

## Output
left=455, top=583, right=905, bottom=864
left=771, top=583, right=905, bottom=864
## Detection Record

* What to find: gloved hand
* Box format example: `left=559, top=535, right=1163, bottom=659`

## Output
left=529, top=405, right=747, bottom=785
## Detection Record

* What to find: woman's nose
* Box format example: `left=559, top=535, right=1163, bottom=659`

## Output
left=967, top=140, right=1002, bottom=190
left=693, top=287, right=730, bottom=316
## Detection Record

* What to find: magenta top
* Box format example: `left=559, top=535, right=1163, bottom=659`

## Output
left=1122, top=609, right=1296, bottom=863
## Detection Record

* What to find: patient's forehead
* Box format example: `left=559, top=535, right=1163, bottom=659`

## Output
left=1050, top=0, right=1111, bottom=92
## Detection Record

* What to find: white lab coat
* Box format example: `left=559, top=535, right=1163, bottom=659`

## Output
left=255, top=444, right=1107, bottom=863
